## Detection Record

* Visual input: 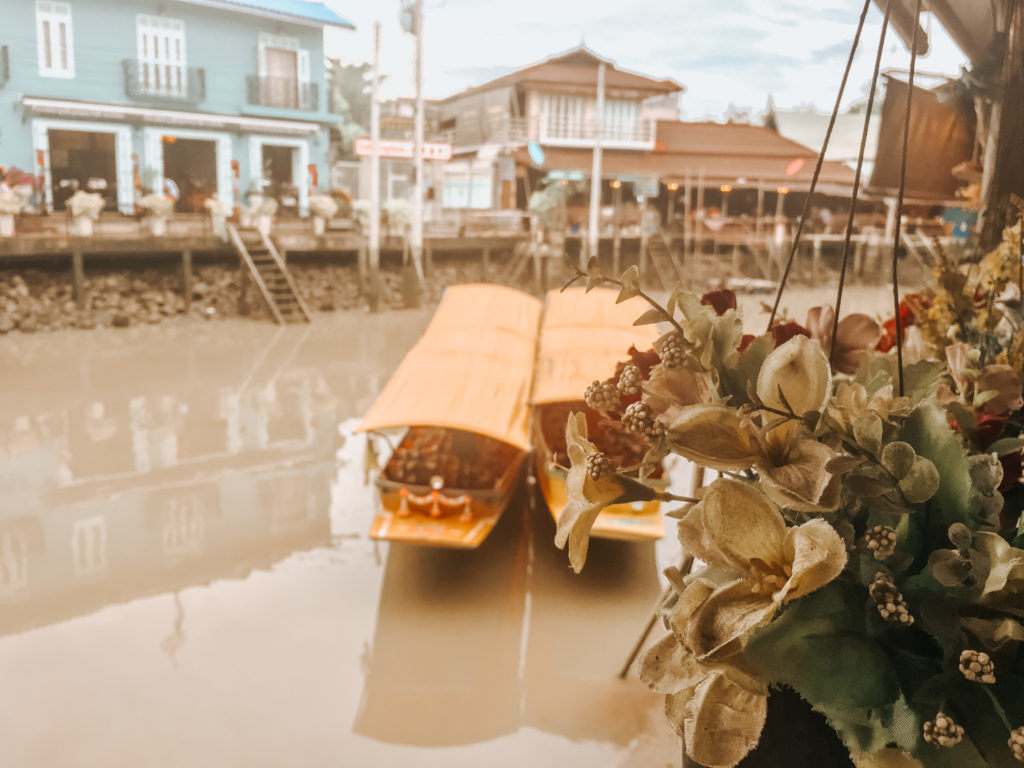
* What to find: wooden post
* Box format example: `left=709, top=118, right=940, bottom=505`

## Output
left=482, top=246, right=490, bottom=276
left=812, top=238, right=822, bottom=284
left=612, top=185, right=622, bottom=276
left=424, top=240, right=433, bottom=278
left=682, top=175, right=692, bottom=263
left=182, top=249, right=193, bottom=312
left=279, top=247, right=287, bottom=265
left=72, top=250, right=85, bottom=309
left=639, top=225, right=649, bottom=278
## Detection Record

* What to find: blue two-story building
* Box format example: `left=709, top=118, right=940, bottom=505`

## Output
left=0, top=0, right=353, bottom=215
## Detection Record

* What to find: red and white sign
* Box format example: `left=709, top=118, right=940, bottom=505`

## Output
left=354, top=138, right=453, bottom=161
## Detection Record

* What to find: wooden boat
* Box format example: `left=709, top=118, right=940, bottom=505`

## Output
left=531, top=287, right=664, bottom=542
left=357, top=284, right=541, bottom=549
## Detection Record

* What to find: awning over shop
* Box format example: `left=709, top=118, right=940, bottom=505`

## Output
left=867, top=77, right=975, bottom=202
left=21, top=97, right=324, bottom=135
left=357, top=284, right=541, bottom=451
left=532, top=288, right=655, bottom=406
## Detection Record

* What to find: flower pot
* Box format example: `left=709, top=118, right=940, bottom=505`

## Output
left=683, top=688, right=854, bottom=768
left=313, top=216, right=326, bottom=236
left=256, top=214, right=272, bottom=236
left=0, top=214, right=14, bottom=237
left=211, top=214, right=227, bottom=240
left=149, top=216, right=167, bottom=237
left=74, top=217, right=94, bottom=237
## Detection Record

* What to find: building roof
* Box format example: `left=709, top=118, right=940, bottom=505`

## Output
left=178, top=0, right=355, bottom=29
left=513, top=120, right=857, bottom=195
left=439, top=46, right=684, bottom=103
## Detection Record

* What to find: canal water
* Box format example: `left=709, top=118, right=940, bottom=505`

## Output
left=0, top=311, right=683, bottom=768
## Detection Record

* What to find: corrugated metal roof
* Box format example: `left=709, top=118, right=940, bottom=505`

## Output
left=181, top=0, right=355, bottom=29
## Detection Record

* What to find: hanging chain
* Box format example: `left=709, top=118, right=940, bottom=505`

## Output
left=767, top=0, right=873, bottom=330
left=891, top=0, right=923, bottom=397
left=829, top=1, right=892, bottom=361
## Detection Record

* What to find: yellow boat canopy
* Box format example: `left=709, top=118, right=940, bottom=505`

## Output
left=531, top=287, right=657, bottom=406
left=357, top=284, right=542, bottom=451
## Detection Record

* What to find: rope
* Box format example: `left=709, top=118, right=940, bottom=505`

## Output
left=767, top=0, right=873, bottom=330
left=829, top=0, right=892, bottom=361
left=891, top=0, right=922, bottom=397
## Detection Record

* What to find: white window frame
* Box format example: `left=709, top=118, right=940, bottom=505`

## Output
left=257, top=34, right=312, bottom=110
left=36, top=1, right=75, bottom=79
left=136, top=14, right=187, bottom=98
left=31, top=118, right=134, bottom=214
left=248, top=135, right=310, bottom=214
left=142, top=126, right=232, bottom=211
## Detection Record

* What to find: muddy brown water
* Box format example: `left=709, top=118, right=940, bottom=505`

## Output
left=0, top=311, right=690, bottom=768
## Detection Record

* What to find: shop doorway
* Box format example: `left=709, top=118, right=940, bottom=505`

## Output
left=161, top=137, right=217, bottom=213
left=261, top=144, right=298, bottom=215
left=48, top=129, right=119, bottom=212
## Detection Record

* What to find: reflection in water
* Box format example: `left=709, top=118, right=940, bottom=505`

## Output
left=0, top=311, right=680, bottom=767
left=354, top=488, right=531, bottom=746
left=0, top=315, right=425, bottom=637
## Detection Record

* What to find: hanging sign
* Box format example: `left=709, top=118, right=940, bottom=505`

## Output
left=354, top=139, right=452, bottom=161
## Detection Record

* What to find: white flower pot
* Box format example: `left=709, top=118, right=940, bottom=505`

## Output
left=74, top=217, right=94, bottom=236
left=0, top=214, right=14, bottom=237
left=211, top=214, right=227, bottom=240
left=313, top=216, right=326, bottom=236
left=149, top=216, right=168, bottom=237
left=257, top=215, right=272, bottom=236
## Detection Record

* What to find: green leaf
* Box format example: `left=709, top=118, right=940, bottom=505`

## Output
left=902, top=360, right=945, bottom=405
left=847, top=471, right=898, bottom=498
left=899, top=457, right=940, bottom=504
left=719, top=333, right=774, bottom=407
left=898, top=402, right=972, bottom=551
left=616, top=265, right=641, bottom=303
left=633, top=308, right=664, bottom=326
left=854, top=412, right=884, bottom=456
left=881, top=442, right=917, bottom=480
left=986, top=438, right=1024, bottom=457
left=745, top=583, right=900, bottom=712
left=826, top=455, right=865, bottom=475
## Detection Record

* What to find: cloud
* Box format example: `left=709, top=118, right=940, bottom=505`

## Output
left=325, top=0, right=968, bottom=119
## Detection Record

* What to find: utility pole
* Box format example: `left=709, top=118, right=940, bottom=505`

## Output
left=410, top=0, right=426, bottom=284
left=368, top=21, right=382, bottom=311
left=586, top=62, right=606, bottom=268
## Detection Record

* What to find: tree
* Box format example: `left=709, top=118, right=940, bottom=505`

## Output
left=326, top=59, right=380, bottom=161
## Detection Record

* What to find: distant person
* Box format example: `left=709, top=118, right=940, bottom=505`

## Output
left=819, top=206, right=833, bottom=233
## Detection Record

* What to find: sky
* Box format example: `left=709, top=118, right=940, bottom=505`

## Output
left=323, top=0, right=969, bottom=120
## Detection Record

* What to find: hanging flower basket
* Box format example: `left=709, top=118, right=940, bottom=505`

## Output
left=204, top=196, right=231, bottom=240
left=138, top=193, right=175, bottom=237
left=309, top=193, right=339, bottom=236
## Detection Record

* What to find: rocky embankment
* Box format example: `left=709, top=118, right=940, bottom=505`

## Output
left=0, top=258, right=515, bottom=333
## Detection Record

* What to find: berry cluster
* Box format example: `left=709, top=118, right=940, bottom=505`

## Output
left=869, top=572, right=914, bottom=626
left=622, top=401, right=665, bottom=441
left=923, top=713, right=964, bottom=748
left=585, top=379, right=620, bottom=413
left=657, top=332, right=686, bottom=369
left=1009, top=726, right=1024, bottom=762
left=959, top=649, right=996, bottom=684
left=864, top=525, right=898, bottom=560
left=618, top=364, right=642, bottom=395
left=585, top=451, right=616, bottom=481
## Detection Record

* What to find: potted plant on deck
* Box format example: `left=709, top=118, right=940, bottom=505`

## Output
left=138, top=192, right=175, bottom=236
left=67, top=190, right=104, bottom=236
left=308, top=193, right=339, bottom=236
left=204, top=196, right=231, bottom=240
left=0, top=188, right=25, bottom=237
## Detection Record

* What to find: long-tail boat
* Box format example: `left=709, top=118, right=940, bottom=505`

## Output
left=531, top=287, right=664, bottom=542
left=357, top=284, right=541, bottom=549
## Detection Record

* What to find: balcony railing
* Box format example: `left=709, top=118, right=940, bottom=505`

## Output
left=123, top=60, right=206, bottom=106
left=432, top=115, right=655, bottom=149
left=246, top=76, right=318, bottom=112
left=0, top=46, right=9, bottom=88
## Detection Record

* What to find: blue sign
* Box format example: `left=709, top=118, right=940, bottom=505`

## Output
left=527, top=141, right=545, bottom=166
